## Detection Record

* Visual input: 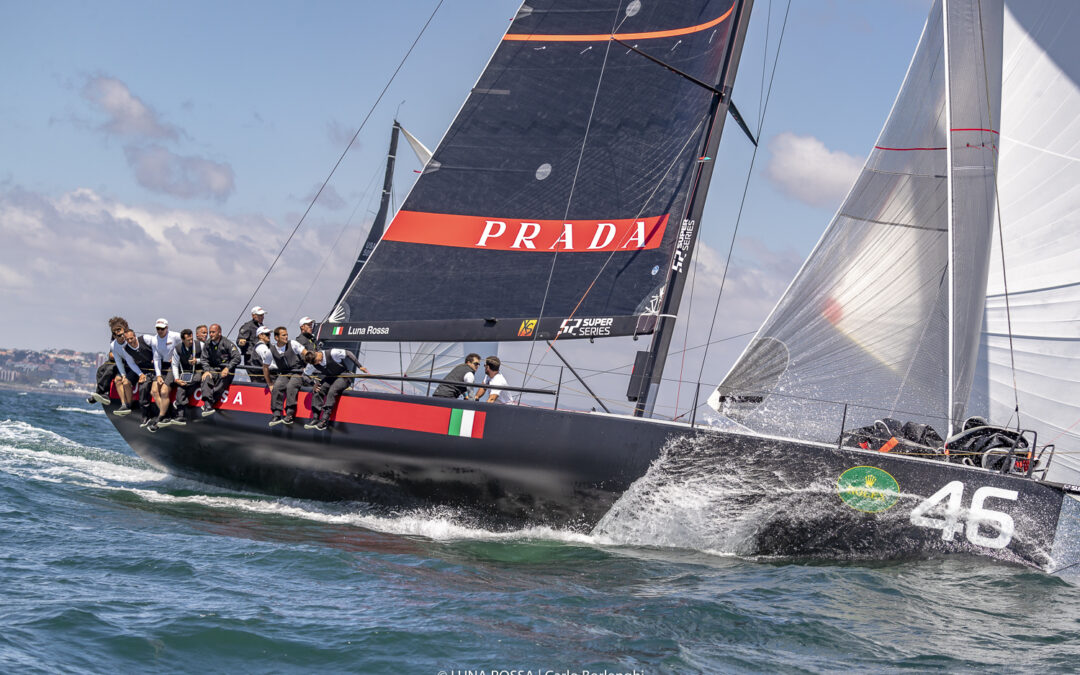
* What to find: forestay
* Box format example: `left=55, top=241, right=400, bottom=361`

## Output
left=324, top=0, right=743, bottom=343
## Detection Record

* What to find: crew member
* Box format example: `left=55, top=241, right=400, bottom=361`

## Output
left=264, top=326, right=306, bottom=426
left=199, top=323, right=242, bottom=416
left=148, top=318, right=181, bottom=431
left=474, top=356, right=513, bottom=404
left=106, top=316, right=135, bottom=415
left=296, top=317, right=318, bottom=352
left=121, top=328, right=157, bottom=425
left=170, top=327, right=203, bottom=424
left=236, top=306, right=266, bottom=369
left=252, top=326, right=276, bottom=386
left=302, top=348, right=368, bottom=431
left=195, top=324, right=208, bottom=344
left=89, top=351, right=116, bottom=406
left=432, top=353, right=482, bottom=399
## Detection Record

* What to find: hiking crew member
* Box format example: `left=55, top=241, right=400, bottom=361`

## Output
left=432, top=353, right=482, bottom=399
left=199, top=323, right=242, bottom=416
left=89, top=352, right=116, bottom=406
left=236, top=306, right=266, bottom=374
left=252, top=326, right=276, bottom=385
left=121, top=328, right=157, bottom=424
left=148, top=318, right=181, bottom=431
left=170, top=328, right=203, bottom=423
left=264, top=327, right=307, bottom=426
left=107, top=317, right=135, bottom=415
left=475, top=356, right=513, bottom=404
left=295, top=317, right=318, bottom=386
left=302, top=348, right=368, bottom=431
left=90, top=317, right=126, bottom=406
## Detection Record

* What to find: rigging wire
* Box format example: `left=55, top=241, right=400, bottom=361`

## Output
left=287, top=161, right=386, bottom=327
left=976, top=0, right=1022, bottom=429
left=522, top=4, right=628, bottom=385
left=693, top=0, right=791, bottom=391
left=227, top=0, right=447, bottom=336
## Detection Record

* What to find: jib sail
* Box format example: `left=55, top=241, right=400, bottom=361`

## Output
left=323, top=0, right=745, bottom=343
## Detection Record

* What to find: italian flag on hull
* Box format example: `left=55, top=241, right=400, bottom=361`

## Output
left=448, top=408, right=485, bottom=438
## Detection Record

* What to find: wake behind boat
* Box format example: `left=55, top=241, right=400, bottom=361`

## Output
left=103, top=0, right=1080, bottom=574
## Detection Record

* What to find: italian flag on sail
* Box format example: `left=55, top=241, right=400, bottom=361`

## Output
left=447, top=408, right=485, bottom=438
left=331, top=326, right=343, bottom=336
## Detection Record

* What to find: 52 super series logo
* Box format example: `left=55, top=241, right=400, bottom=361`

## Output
left=558, top=317, right=613, bottom=337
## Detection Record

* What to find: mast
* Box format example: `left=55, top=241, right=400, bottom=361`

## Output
left=942, top=0, right=956, bottom=435
left=331, top=121, right=401, bottom=312
left=632, top=0, right=755, bottom=417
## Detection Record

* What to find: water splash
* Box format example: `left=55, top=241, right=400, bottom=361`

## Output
left=55, top=405, right=105, bottom=416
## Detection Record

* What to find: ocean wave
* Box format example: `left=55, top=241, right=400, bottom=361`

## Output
left=0, top=419, right=165, bottom=488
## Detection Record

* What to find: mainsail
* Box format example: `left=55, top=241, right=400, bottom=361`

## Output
left=976, top=1, right=1080, bottom=481
left=709, top=0, right=1003, bottom=439
left=324, top=1, right=747, bottom=343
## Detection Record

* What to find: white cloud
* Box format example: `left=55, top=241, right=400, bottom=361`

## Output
left=124, top=145, right=235, bottom=201
left=0, top=185, right=358, bottom=352
left=766, top=132, right=863, bottom=209
left=82, top=76, right=179, bottom=140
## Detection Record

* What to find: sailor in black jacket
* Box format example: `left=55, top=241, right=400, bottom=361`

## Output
left=302, top=348, right=368, bottom=430
left=199, top=323, right=242, bottom=416
left=296, top=317, right=318, bottom=352
left=236, top=306, right=266, bottom=370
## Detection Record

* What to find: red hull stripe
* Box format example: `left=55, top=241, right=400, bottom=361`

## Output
left=382, top=210, right=669, bottom=252
left=504, top=6, right=733, bottom=42
left=212, top=384, right=486, bottom=438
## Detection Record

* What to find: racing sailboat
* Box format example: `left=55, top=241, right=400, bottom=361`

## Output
left=105, top=0, right=1080, bottom=572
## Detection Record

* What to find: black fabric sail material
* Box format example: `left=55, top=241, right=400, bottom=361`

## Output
left=325, top=0, right=739, bottom=343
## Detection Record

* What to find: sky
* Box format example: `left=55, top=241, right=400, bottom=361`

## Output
left=0, top=0, right=933, bottom=412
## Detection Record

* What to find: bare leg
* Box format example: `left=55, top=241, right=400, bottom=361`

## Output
left=153, top=381, right=170, bottom=418
left=115, top=376, right=132, bottom=406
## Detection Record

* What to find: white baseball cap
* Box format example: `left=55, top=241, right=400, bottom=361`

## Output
left=256, top=326, right=272, bottom=336
left=299, top=316, right=314, bottom=326
left=251, top=306, right=266, bottom=315
left=155, top=318, right=168, bottom=328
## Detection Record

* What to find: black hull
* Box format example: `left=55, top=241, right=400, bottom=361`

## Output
left=106, top=384, right=1080, bottom=572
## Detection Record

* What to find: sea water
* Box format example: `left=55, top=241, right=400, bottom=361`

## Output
left=2, top=389, right=1079, bottom=673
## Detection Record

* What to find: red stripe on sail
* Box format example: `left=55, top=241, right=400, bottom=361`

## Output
left=382, top=210, right=669, bottom=252
left=875, top=145, right=946, bottom=151
left=504, top=6, right=733, bottom=42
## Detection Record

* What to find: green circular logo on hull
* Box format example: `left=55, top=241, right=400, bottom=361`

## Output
left=837, top=466, right=900, bottom=513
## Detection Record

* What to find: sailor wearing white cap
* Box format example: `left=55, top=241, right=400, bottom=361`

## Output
left=252, top=325, right=276, bottom=385
left=147, top=318, right=182, bottom=431
left=236, top=306, right=267, bottom=368
left=296, top=316, right=318, bottom=352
